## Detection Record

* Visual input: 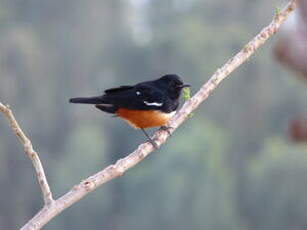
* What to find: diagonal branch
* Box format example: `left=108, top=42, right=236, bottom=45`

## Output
left=0, top=103, right=54, bottom=206
left=0, top=0, right=298, bottom=229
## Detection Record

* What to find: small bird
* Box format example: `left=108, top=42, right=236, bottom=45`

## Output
left=69, top=74, right=190, bottom=147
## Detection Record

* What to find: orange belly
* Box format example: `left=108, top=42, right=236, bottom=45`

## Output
left=116, top=108, right=175, bottom=129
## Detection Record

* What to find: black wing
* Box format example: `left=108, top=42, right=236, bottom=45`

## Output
left=101, top=83, right=165, bottom=111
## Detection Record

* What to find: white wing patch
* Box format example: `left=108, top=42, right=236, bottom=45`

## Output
left=143, top=100, right=163, bottom=107
left=97, top=103, right=113, bottom=107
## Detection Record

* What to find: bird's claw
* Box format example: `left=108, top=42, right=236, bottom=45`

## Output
left=148, top=138, right=159, bottom=149
left=160, top=125, right=174, bottom=136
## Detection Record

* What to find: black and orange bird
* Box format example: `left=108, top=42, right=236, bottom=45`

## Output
left=69, top=74, right=190, bottom=147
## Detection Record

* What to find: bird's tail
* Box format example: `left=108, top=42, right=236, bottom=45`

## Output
left=69, top=96, right=104, bottom=104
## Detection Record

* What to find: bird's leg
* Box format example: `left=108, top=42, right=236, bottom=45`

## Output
left=160, top=125, right=174, bottom=137
left=141, top=128, right=158, bottom=149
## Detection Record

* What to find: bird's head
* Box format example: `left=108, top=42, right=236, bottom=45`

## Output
left=158, top=74, right=190, bottom=99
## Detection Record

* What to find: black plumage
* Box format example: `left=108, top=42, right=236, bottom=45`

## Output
left=69, top=74, right=189, bottom=114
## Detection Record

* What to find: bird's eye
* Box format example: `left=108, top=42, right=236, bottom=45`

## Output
left=136, top=91, right=141, bottom=96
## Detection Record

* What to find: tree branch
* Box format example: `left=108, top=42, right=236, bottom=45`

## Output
left=0, top=0, right=298, bottom=229
left=0, top=103, right=54, bottom=206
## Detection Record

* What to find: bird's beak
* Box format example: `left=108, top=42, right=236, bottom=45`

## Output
left=177, top=84, right=191, bottom=88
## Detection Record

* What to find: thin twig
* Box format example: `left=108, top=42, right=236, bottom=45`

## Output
left=0, top=0, right=297, bottom=229
left=0, top=103, right=54, bottom=206
left=161, top=1, right=298, bottom=133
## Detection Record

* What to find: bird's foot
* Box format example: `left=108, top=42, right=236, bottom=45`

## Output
left=141, top=128, right=159, bottom=149
left=160, top=125, right=174, bottom=137
left=148, top=137, right=159, bottom=149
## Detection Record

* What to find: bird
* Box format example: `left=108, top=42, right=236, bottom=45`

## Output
left=69, top=74, right=190, bottom=148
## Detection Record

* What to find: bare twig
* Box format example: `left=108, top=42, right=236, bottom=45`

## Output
left=0, top=0, right=297, bottom=229
left=0, top=103, right=54, bottom=206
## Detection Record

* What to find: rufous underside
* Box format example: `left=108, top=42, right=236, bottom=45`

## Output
left=116, top=108, right=175, bottom=129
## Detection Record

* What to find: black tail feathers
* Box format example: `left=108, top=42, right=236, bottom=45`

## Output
left=69, top=96, right=117, bottom=114
left=69, top=96, right=103, bottom=104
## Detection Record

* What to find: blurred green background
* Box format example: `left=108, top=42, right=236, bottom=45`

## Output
left=1, top=0, right=307, bottom=229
